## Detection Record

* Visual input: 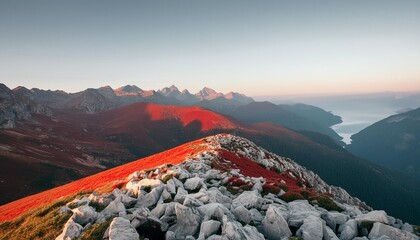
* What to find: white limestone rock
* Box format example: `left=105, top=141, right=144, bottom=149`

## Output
left=188, top=191, right=210, bottom=204
left=183, top=196, right=204, bottom=208
left=249, top=208, right=264, bottom=224
left=296, top=215, right=324, bottom=240
left=166, top=179, right=177, bottom=195
left=100, top=200, right=126, bottom=220
left=232, top=205, right=252, bottom=224
left=221, top=215, right=248, bottom=240
left=261, top=205, right=292, bottom=240
left=198, top=220, right=221, bottom=239
left=169, top=204, right=201, bottom=237
left=368, top=222, right=419, bottom=240
left=324, top=226, right=339, bottom=240
left=136, top=186, right=164, bottom=208
left=206, top=188, right=232, bottom=208
left=55, top=217, right=83, bottom=240
left=402, top=223, right=414, bottom=233
left=174, top=187, right=188, bottom=203
left=197, top=203, right=235, bottom=221
left=112, top=188, right=137, bottom=207
left=184, top=177, right=204, bottom=192
left=126, top=179, right=162, bottom=196
left=150, top=203, right=167, bottom=218
left=106, top=217, right=139, bottom=240
left=165, top=231, right=176, bottom=240
left=339, top=219, right=358, bottom=240
left=232, top=190, right=272, bottom=210
left=356, top=210, right=389, bottom=224
left=243, top=225, right=265, bottom=240
left=72, top=205, right=98, bottom=226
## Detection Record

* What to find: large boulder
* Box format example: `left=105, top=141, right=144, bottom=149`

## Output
left=100, top=200, right=126, bottom=220
left=329, top=212, right=348, bottom=226
left=321, top=212, right=337, bottom=231
left=243, top=225, right=265, bottom=240
left=169, top=204, right=201, bottom=237
left=324, top=226, right=339, bottom=240
left=72, top=205, right=98, bottom=226
left=296, top=215, right=324, bottom=240
left=356, top=210, right=389, bottom=224
left=126, top=179, right=162, bottom=196
left=197, top=203, right=234, bottom=221
left=221, top=215, right=248, bottom=240
left=232, top=205, right=252, bottom=224
left=55, top=217, right=83, bottom=240
left=232, top=190, right=272, bottom=210
left=289, top=211, right=320, bottom=228
left=206, top=188, right=232, bottom=208
left=288, top=200, right=320, bottom=228
left=249, top=208, right=264, bottom=224
left=166, top=179, right=177, bottom=195
left=368, top=222, right=419, bottom=240
left=112, top=188, right=137, bottom=207
left=136, top=186, right=164, bottom=208
left=339, top=219, right=358, bottom=240
left=106, top=217, right=139, bottom=240
left=198, top=220, right=221, bottom=239
left=261, top=205, right=292, bottom=239
left=184, top=177, right=204, bottom=192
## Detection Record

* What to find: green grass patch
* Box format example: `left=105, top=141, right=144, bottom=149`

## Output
left=161, top=174, right=174, bottom=183
left=0, top=192, right=88, bottom=240
left=67, top=201, right=87, bottom=209
left=77, top=219, right=112, bottom=240
left=315, top=196, right=343, bottom=212
left=262, top=184, right=281, bottom=196
left=89, top=201, right=106, bottom=212
left=414, top=225, right=420, bottom=236
left=281, top=192, right=304, bottom=202
left=300, top=190, right=311, bottom=199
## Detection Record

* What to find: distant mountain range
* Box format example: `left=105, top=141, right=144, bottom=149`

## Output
left=1, top=83, right=420, bottom=223
left=4, top=83, right=343, bottom=144
left=11, top=84, right=253, bottom=113
left=348, top=107, right=420, bottom=180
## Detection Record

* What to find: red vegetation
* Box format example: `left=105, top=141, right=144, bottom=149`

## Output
left=92, top=102, right=240, bottom=134
left=217, top=149, right=300, bottom=188
left=146, top=104, right=238, bottom=131
left=0, top=138, right=207, bottom=223
left=228, top=176, right=248, bottom=186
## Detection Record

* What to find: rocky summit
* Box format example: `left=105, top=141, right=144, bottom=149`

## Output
left=6, top=134, right=419, bottom=240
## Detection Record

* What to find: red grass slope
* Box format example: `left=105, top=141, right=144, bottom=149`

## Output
left=92, top=102, right=240, bottom=133
left=0, top=138, right=206, bottom=223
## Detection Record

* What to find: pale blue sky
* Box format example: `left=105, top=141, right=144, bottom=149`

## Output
left=1, top=1, right=420, bottom=96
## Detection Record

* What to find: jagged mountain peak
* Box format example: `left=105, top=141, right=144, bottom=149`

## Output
left=114, top=85, right=143, bottom=96
left=224, top=91, right=254, bottom=104
left=66, top=88, right=114, bottom=113
left=196, top=86, right=219, bottom=96
left=0, top=83, right=13, bottom=99
left=195, top=87, right=224, bottom=100
left=181, top=89, right=191, bottom=94
left=162, top=85, right=179, bottom=92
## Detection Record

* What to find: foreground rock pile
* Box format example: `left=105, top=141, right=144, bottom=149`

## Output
left=56, top=135, right=419, bottom=240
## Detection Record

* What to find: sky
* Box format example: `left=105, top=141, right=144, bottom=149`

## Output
left=1, top=0, right=420, bottom=96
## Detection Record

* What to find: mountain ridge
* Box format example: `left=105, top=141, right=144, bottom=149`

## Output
left=1, top=134, right=418, bottom=240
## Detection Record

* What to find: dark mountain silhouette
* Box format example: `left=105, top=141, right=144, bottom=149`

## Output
left=216, top=101, right=344, bottom=145
left=348, top=107, right=420, bottom=180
